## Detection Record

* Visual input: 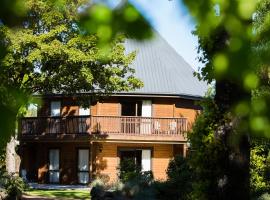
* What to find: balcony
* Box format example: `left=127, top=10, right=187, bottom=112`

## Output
left=19, top=116, right=188, bottom=142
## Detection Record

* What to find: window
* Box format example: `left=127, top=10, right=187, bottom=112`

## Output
left=49, top=149, right=60, bottom=183
left=119, top=148, right=152, bottom=174
left=25, top=104, right=38, bottom=117
left=79, top=106, right=90, bottom=116
left=121, top=100, right=152, bottom=117
left=78, top=107, right=90, bottom=133
left=78, top=149, right=89, bottom=184
left=50, top=101, right=61, bottom=116
left=50, top=101, right=61, bottom=133
left=121, top=101, right=141, bottom=116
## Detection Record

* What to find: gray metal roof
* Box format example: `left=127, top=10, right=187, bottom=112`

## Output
left=123, top=33, right=208, bottom=98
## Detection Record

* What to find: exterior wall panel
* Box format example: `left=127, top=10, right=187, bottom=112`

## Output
left=21, top=142, right=89, bottom=184
left=97, top=100, right=120, bottom=116
left=93, top=143, right=173, bottom=183
left=153, top=99, right=174, bottom=117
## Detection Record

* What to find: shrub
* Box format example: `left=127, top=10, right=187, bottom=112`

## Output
left=250, top=139, right=270, bottom=198
left=118, top=158, right=141, bottom=183
left=0, top=148, right=26, bottom=199
left=90, top=178, right=106, bottom=200
left=120, top=171, right=155, bottom=200
left=258, top=193, right=270, bottom=200
left=91, top=159, right=156, bottom=200
left=152, top=155, right=192, bottom=200
left=0, top=172, right=26, bottom=199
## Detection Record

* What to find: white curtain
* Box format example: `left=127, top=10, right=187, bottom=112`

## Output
left=49, top=149, right=60, bottom=183
left=141, top=149, right=151, bottom=172
left=78, top=149, right=89, bottom=184
left=141, top=100, right=152, bottom=134
left=142, top=100, right=152, bottom=117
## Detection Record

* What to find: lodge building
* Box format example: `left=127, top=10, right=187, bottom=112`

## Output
left=19, top=34, right=207, bottom=184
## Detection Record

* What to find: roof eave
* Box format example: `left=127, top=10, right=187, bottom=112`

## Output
left=32, top=92, right=204, bottom=100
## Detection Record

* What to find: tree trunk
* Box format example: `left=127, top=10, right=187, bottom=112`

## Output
left=215, top=80, right=250, bottom=200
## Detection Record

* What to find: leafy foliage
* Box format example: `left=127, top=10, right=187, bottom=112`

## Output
left=182, top=0, right=270, bottom=198
left=0, top=148, right=26, bottom=199
left=187, top=98, right=229, bottom=200
left=118, top=158, right=142, bottom=183
left=153, top=155, right=193, bottom=200
left=1, top=0, right=143, bottom=96
left=0, top=0, right=151, bottom=149
left=1, top=173, right=26, bottom=199
left=250, top=139, right=270, bottom=197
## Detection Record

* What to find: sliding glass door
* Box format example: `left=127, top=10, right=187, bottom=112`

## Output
left=78, top=149, right=89, bottom=184
left=49, top=149, right=60, bottom=183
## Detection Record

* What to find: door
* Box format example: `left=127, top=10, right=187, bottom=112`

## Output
left=141, top=100, right=152, bottom=134
left=49, top=149, right=60, bottom=183
left=78, top=149, right=89, bottom=184
left=121, top=101, right=142, bottom=134
left=78, top=106, right=90, bottom=133
left=50, top=101, right=61, bottom=133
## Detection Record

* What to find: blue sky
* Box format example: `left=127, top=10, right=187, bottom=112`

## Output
left=129, top=0, right=200, bottom=71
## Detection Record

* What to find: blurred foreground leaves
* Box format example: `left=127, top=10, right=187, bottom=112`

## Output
left=184, top=0, right=270, bottom=137
left=183, top=0, right=270, bottom=198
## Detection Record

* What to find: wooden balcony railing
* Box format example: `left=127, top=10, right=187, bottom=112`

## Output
left=20, top=115, right=188, bottom=137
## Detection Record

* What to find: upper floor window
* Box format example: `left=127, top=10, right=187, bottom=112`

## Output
left=50, top=101, right=61, bottom=116
left=121, top=100, right=152, bottom=117
left=79, top=106, right=90, bottom=116
left=121, top=101, right=142, bottom=116
left=25, top=103, right=38, bottom=117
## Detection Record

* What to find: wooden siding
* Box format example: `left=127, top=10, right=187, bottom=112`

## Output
left=153, top=99, right=174, bottom=117
left=93, top=143, right=176, bottom=182
left=37, top=97, right=200, bottom=121
left=62, top=98, right=79, bottom=116
left=174, top=99, right=200, bottom=128
left=21, top=141, right=185, bottom=184
left=21, top=142, right=90, bottom=184
left=97, top=100, right=120, bottom=116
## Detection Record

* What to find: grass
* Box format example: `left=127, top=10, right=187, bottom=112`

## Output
left=25, top=189, right=90, bottom=200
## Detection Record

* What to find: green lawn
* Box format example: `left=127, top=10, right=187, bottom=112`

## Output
left=25, top=189, right=90, bottom=200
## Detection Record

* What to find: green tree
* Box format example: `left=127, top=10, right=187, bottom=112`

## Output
left=183, top=0, right=270, bottom=199
left=0, top=0, right=151, bottom=149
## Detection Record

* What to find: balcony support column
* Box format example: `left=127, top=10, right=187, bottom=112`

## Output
left=183, top=143, right=188, bottom=157
left=89, top=141, right=93, bottom=181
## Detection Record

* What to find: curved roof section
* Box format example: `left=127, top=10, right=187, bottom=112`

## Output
left=124, top=34, right=208, bottom=98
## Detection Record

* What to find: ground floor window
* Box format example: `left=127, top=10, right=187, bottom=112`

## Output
left=119, top=148, right=152, bottom=176
left=78, top=149, right=89, bottom=184
left=49, top=149, right=60, bottom=183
